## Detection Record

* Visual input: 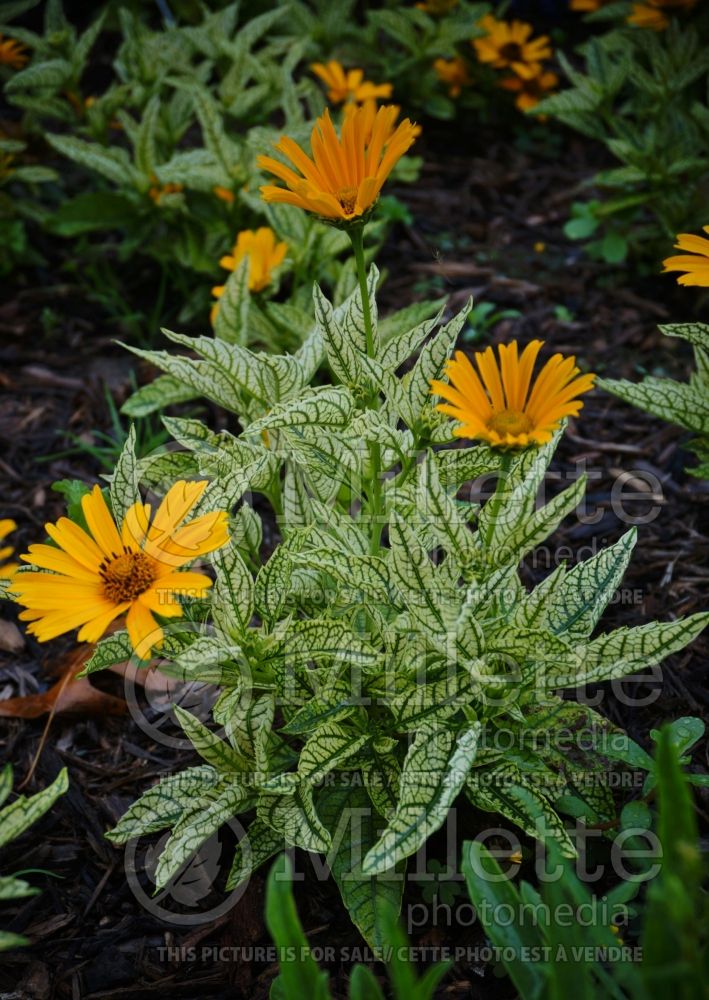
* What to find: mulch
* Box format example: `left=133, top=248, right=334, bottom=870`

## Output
left=0, top=121, right=707, bottom=999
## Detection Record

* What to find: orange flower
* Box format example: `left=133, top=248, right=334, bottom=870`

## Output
left=0, top=34, right=28, bottom=70
left=258, top=105, right=418, bottom=223
left=500, top=70, right=559, bottom=111
left=431, top=341, right=595, bottom=449
left=662, top=227, right=709, bottom=286
left=473, top=16, right=552, bottom=81
left=570, top=0, right=613, bottom=9
left=0, top=519, right=18, bottom=578
left=211, top=227, right=287, bottom=322
left=628, top=0, right=696, bottom=29
left=213, top=185, right=235, bottom=204
left=433, top=56, right=472, bottom=98
left=416, top=0, right=458, bottom=12
left=311, top=61, right=392, bottom=106
left=148, top=178, right=183, bottom=204
left=13, top=482, right=229, bottom=659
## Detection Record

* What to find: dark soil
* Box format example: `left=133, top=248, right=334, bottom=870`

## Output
left=1, top=121, right=707, bottom=1000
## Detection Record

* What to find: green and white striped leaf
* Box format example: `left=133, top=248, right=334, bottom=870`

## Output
left=80, top=630, right=133, bottom=675
left=275, top=619, right=380, bottom=669
left=467, top=764, right=576, bottom=857
left=47, top=133, right=141, bottom=186
left=154, top=779, right=250, bottom=888
left=318, top=784, right=404, bottom=952
left=257, top=781, right=331, bottom=853
left=0, top=768, right=68, bottom=850
left=314, top=283, right=363, bottom=386
left=106, top=766, right=221, bottom=843
left=247, top=385, right=355, bottom=435
left=108, top=425, right=139, bottom=525
left=173, top=707, right=250, bottom=773
left=600, top=376, right=709, bottom=435
left=213, top=257, right=250, bottom=345
left=297, top=723, right=369, bottom=783
left=211, top=541, right=254, bottom=639
left=388, top=511, right=453, bottom=632
left=362, top=724, right=480, bottom=875
left=121, top=373, right=198, bottom=417
left=225, top=819, right=284, bottom=889
left=546, top=612, right=709, bottom=689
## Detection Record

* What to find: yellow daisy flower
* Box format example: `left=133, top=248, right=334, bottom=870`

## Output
left=12, top=482, right=229, bottom=659
left=258, top=105, right=418, bottom=223
left=433, top=56, right=472, bottom=98
left=211, top=227, right=287, bottom=322
left=0, top=34, right=28, bottom=70
left=473, top=16, right=552, bottom=81
left=500, top=69, right=559, bottom=111
left=0, top=519, right=19, bottom=578
left=662, top=227, right=709, bottom=286
left=628, top=0, right=696, bottom=29
left=431, top=341, right=595, bottom=449
left=416, top=0, right=458, bottom=13
left=213, top=185, right=235, bottom=204
left=570, top=0, right=614, bottom=9
left=310, top=60, right=392, bottom=106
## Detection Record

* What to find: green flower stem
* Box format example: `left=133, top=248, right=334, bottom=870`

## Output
left=349, top=224, right=383, bottom=555
left=483, top=450, right=513, bottom=552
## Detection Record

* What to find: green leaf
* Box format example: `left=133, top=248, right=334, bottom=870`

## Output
left=257, top=781, right=331, bottom=853
left=106, top=766, right=221, bottom=843
left=265, top=855, right=332, bottom=1000
left=108, top=425, right=139, bottom=525
left=121, top=374, right=198, bottom=418
left=211, top=540, right=254, bottom=639
left=362, top=725, right=480, bottom=875
left=319, top=784, right=404, bottom=954
left=154, top=779, right=250, bottom=888
left=214, top=256, right=250, bottom=345
left=225, top=819, right=284, bottom=890
left=46, top=133, right=140, bottom=187
left=600, top=375, right=709, bottom=435
left=297, top=723, right=369, bottom=784
left=173, top=707, right=250, bottom=773
left=0, top=768, right=68, bottom=850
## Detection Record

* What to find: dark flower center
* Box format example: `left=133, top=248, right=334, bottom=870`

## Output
left=100, top=548, right=157, bottom=603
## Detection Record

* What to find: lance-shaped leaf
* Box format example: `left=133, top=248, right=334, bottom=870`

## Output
left=297, top=723, right=369, bottom=783
left=281, top=677, right=360, bottom=735
left=276, top=619, right=380, bottom=669
left=546, top=612, right=709, bottom=689
left=247, top=386, right=355, bottom=436
left=314, top=283, right=364, bottom=386
left=257, top=781, right=331, bottom=853
left=488, top=476, right=587, bottom=566
left=388, top=671, right=470, bottom=728
left=466, top=764, right=576, bottom=858
left=226, top=819, right=285, bottom=890
left=600, top=375, right=709, bottom=434
left=399, top=299, right=472, bottom=427
left=295, top=549, right=394, bottom=605
left=121, top=374, right=198, bottom=418
left=540, top=528, right=638, bottom=637
left=417, top=453, right=476, bottom=570
left=81, top=630, right=133, bottom=675
left=362, top=724, right=481, bottom=875
left=173, top=706, right=251, bottom=773
left=0, top=768, right=68, bottom=850
left=211, top=541, right=254, bottom=639
left=154, top=779, right=250, bottom=888
left=388, top=511, right=454, bottom=632
left=108, top=425, right=139, bottom=525
left=214, top=257, right=250, bottom=345
left=318, top=784, right=404, bottom=952
left=106, top=766, right=221, bottom=843
left=378, top=307, right=444, bottom=372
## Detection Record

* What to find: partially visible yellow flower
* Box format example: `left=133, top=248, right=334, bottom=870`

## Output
left=500, top=69, right=559, bottom=111
left=148, top=177, right=183, bottom=204
left=416, top=0, right=458, bottom=13
left=311, top=61, right=392, bottom=107
left=213, top=185, right=235, bottom=204
left=433, top=56, right=472, bottom=98
left=0, top=34, right=28, bottom=70
left=0, top=519, right=18, bottom=579
left=12, top=482, right=229, bottom=659
left=473, top=16, right=552, bottom=81
left=662, top=227, right=709, bottom=286
left=258, top=104, right=418, bottom=223
left=211, top=227, right=287, bottom=322
left=628, top=0, right=696, bottom=29
left=570, top=0, right=613, bottom=9
left=431, top=341, right=595, bottom=449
